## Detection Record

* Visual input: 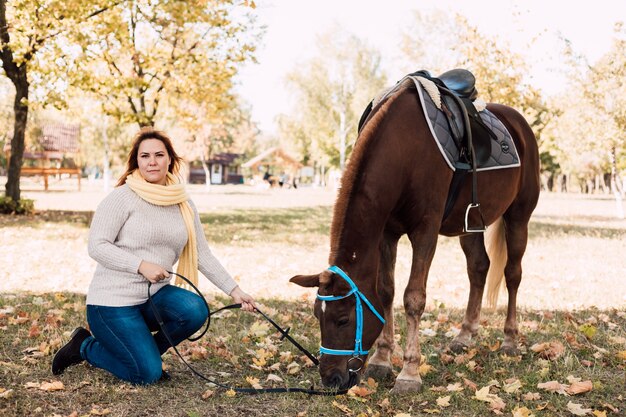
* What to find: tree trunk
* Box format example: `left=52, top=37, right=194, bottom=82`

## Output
left=609, top=146, right=624, bottom=219
left=5, top=71, right=29, bottom=201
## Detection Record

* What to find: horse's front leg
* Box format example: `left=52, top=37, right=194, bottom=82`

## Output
left=392, top=228, right=439, bottom=393
left=365, top=232, right=399, bottom=382
left=450, top=233, right=490, bottom=352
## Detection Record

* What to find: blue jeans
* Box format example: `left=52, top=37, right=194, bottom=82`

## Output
left=81, top=285, right=208, bottom=385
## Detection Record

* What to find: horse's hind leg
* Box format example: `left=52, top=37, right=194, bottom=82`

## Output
left=500, top=215, right=531, bottom=355
left=365, top=231, right=400, bottom=382
left=450, top=233, right=490, bottom=353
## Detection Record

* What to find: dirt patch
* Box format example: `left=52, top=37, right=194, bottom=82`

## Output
left=2, top=181, right=626, bottom=310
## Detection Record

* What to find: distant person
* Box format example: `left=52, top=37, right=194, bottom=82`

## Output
left=52, top=127, right=256, bottom=384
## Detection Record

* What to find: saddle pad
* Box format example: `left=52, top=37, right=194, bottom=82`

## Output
left=411, top=76, right=520, bottom=171
left=372, top=75, right=521, bottom=172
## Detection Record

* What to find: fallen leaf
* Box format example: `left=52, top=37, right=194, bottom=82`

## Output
left=567, top=380, right=593, bottom=395
left=419, top=362, right=433, bottom=376
left=89, top=406, right=111, bottom=416
left=332, top=400, right=353, bottom=415
left=567, top=401, right=592, bottom=416
left=201, top=389, right=214, bottom=399
left=40, top=381, right=64, bottom=391
left=463, top=378, right=477, bottom=391
left=366, top=377, right=378, bottom=389
left=28, top=321, right=41, bottom=338
left=522, top=392, right=541, bottom=401
left=436, top=395, right=451, bottom=407
left=394, top=414, right=412, bottom=417
left=378, top=398, right=392, bottom=411
left=348, top=385, right=373, bottom=398
left=245, top=376, right=263, bottom=390
left=616, top=351, right=626, bottom=361
left=266, top=374, right=283, bottom=383
left=446, top=382, right=463, bottom=392
left=537, top=381, right=569, bottom=395
left=592, top=411, right=607, bottom=417
left=474, top=386, right=506, bottom=411
left=530, top=341, right=565, bottom=360
left=287, top=361, right=301, bottom=375
left=512, top=406, right=535, bottom=417
left=0, top=389, right=14, bottom=399
left=503, top=378, right=523, bottom=393
left=578, top=324, right=597, bottom=339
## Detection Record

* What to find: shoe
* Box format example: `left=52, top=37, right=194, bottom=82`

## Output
left=52, top=327, right=91, bottom=375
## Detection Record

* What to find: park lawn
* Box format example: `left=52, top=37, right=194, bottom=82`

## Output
left=1, top=290, right=625, bottom=417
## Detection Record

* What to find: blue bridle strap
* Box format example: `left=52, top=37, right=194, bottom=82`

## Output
left=316, top=265, right=385, bottom=357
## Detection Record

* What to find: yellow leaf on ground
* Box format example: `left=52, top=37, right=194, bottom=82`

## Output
left=419, top=362, right=433, bottom=376
left=225, top=389, right=236, bottom=397
left=592, top=411, right=607, bottom=417
left=332, top=400, right=353, bottom=415
left=0, top=389, right=14, bottom=399
left=245, top=376, right=263, bottom=389
left=40, top=381, right=64, bottom=391
left=89, top=406, right=111, bottom=416
left=567, top=401, right=592, bottom=416
left=287, top=361, right=301, bottom=374
left=474, top=386, right=506, bottom=411
left=616, top=351, right=626, bottom=361
left=504, top=378, right=523, bottom=393
left=436, top=395, right=451, bottom=407
left=512, top=406, right=535, bottom=417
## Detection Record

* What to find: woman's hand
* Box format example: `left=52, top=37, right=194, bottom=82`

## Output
left=138, top=261, right=170, bottom=284
left=229, top=286, right=256, bottom=312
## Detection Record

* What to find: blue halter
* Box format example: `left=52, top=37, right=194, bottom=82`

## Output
left=316, top=265, right=386, bottom=357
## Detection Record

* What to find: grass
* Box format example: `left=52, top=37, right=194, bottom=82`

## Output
left=1, top=193, right=626, bottom=416
left=1, top=292, right=625, bottom=416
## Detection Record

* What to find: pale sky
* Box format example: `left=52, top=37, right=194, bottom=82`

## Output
left=235, top=0, right=625, bottom=134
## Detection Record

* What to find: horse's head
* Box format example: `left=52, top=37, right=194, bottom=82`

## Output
left=290, top=266, right=385, bottom=390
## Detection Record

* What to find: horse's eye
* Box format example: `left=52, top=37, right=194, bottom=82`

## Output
left=337, top=317, right=349, bottom=327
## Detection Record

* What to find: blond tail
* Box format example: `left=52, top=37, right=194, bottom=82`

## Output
left=484, top=216, right=507, bottom=309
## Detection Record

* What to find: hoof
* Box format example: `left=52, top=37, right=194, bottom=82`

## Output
left=449, top=340, right=469, bottom=354
left=390, top=378, right=422, bottom=394
left=364, top=364, right=394, bottom=382
left=501, top=344, right=520, bottom=356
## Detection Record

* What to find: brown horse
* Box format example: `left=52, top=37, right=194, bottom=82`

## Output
left=290, top=85, right=540, bottom=392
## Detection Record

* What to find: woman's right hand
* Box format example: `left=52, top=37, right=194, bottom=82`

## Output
left=138, top=261, right=170, bottom=284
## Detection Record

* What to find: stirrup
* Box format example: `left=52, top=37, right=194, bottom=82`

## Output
left=464, top=203, right=487, bottom=233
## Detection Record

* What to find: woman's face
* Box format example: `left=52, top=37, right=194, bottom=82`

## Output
left=137, top=139, right=171, bottom=185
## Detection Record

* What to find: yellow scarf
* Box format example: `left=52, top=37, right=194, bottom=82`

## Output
left=126, top=170, right=198, bottom=287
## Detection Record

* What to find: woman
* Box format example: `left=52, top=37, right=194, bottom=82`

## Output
left=52, top=127, right=255, bottom=384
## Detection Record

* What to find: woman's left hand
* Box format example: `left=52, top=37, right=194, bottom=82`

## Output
left=229, top=286, right=256, bottom=312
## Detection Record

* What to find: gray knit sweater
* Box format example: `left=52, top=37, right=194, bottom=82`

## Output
left=86, top=184, right=237, bottom=306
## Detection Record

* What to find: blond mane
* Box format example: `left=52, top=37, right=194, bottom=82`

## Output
left=328, top=90, right=404, bottom=262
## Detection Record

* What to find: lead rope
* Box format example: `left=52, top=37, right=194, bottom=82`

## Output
left=148, top=272, right=346, bottom=395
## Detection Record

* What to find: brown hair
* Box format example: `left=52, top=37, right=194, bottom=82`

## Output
left=116, top=127, right=183, bottom=187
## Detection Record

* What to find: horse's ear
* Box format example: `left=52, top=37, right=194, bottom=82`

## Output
left=289, top=274, right=320, bottom=288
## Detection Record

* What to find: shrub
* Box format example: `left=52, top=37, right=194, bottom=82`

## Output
left=0, top=195, right=35, bottom=215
